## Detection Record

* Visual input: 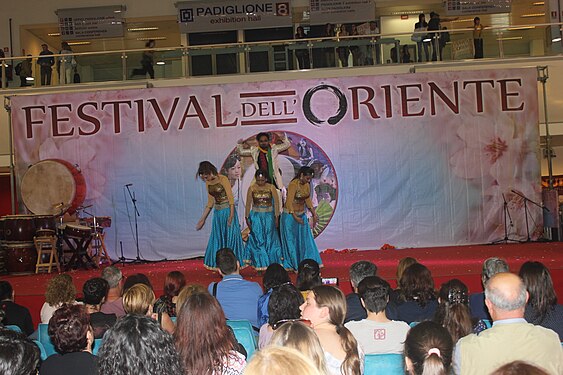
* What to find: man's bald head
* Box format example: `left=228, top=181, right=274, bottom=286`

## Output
left=485, top=273, right=528, bottom=316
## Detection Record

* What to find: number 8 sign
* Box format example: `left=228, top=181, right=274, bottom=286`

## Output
left=275, top=2, right=290, bottom=16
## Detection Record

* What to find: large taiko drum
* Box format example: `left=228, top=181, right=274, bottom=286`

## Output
left=4, top=242, right=37, bottom=274
left=2, top=215, right=36, bottom=243
left=21, top=159, right=86, bottom=215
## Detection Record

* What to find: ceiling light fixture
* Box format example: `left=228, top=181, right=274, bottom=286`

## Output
left=497, top=36, right=523, bottom=40
left=521, top=13, right=545, bottom=17
left=156, top=61, right=165, bottom=65
left=553, top=37, right=562, bottom=42
left=390, top=10, right=425, bottom=15
left=48, top=32, right=61, bottom=36
left=128, top=27, right=159, bottom=32
left=532, top=1, right=544, bottom=5
left=136, top=36, right=166, bottom=41
left=67, top=41, right=92, bottom=46
left=507, top=26, right=536, bottom=30
left=451, top=18, right=474, bottom=23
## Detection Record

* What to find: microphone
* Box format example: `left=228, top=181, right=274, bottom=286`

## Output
left=125, top=183, right=133, bottom=187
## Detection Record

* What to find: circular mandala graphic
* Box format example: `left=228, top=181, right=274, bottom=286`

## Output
left=221, top=131, right=338, bottom=238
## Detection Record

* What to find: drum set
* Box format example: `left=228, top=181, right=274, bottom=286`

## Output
left=0, top=159, right=112, bottom=274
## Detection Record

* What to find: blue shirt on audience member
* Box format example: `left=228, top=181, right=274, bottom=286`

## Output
left=208, top=274, right=263, bottom=328
left=469, top=292, right=492, bottom=321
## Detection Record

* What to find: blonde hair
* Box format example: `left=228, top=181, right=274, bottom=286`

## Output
left=176, top=284, right=208, bottom=314
left=312, top=285, right=361, bottom=375
left=269, top=321, right=329, bottom=375
left=123, top=283, right=155, bottom=315
left=244, top=346, right=323, bottom=375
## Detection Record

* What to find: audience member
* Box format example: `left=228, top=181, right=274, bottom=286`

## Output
left=82, top=277, right=117, bottom=339
left=154, top=271, right=186, bottom=317
left=345, top=276, right=410, bottom=354
left=434, top=279, right=475, bottom=343
left=176, top=283, right=207, bottom=314
left=41, top=274, right=79, bottom=323
left=269, top=320, right=329, bottom=374
left=519, top=261, right=563, bottom=340
left=491, top=361, right=550, bottom=375
left=123, top=273, right=153, bottom=293
left=300, top=285, right=362, bottom=375
left=98, top=314, right=182, bottom=375
left=208, top=248, right=262, bottom=328
left=123, top=283, right=175, bottom=334
left=344, top=260, right=377, bottom=323
left=0, top=328, right=40, bottom=375
left=257, top=263, right=291, bottom=327
left=175, top=292, right=246, bottom=375
left=297, top=259, right=323, bottom=299
left=469, top=257, right=509, bottom=320
left=259, top=283, right=304, bottom=348
left=394, top=263, right=438, bottom=323
left=404, top=321, right=453, bottom=375
left=244, top=346, right=324, bottom=375
left=100, top=265, right=126, bottom=317
left=40, top=304, right=97, bottom=375
left=392, top=257, right=418, bottom=303
left=453, top=273, right=563, bottom=375
left=0, top=281, right=34, bottom=335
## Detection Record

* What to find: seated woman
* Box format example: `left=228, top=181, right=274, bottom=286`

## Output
left=82, top=277, right=116, bottom=339
left=433, top=279, right=485, bottom=342
left=97, top=314, right=182, bottom=375
left=123, top=283, right=175, bottom=334
left=174, top=292, right=246, bottom=375
left=40, top=304, right=97, bottom=375
left=0, top=328, right=41, bottom=375
left=259, top=283, right=304, bottom=348
left=257, top=263, right=292, bottom=328
left=245, top=346, right=324, bottom=375
left=394, top=263, right=438, bottom=324
left=175, top=284, right=207, bottom=315
left=519, top=261, right=563, bottom=341
left=297, top=259, right=323, bottom=300
left=300, top=285, right=363, bottom=375
left=403, top=321, right=453, bottom=375
left=269, top=320, right=329, bottom=374
left=154, top=271, right=186, bottom=317
left=41, top=274, right=80, bottom=324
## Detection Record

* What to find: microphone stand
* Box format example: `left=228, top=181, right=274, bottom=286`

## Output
left=113, top=184, right=151, bottom=265
left=510, top=189, right=549, bottom=243
left=491, top=193, right=520, bottom=244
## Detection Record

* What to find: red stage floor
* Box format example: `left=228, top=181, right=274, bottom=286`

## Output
left=3, top=242, right=563, bottom=327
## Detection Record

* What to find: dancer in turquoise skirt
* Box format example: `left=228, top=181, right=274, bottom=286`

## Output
left=245, top=169, right=283, bottom=270
left=195, top=161, right=249, bottom=269
left=280, top=166, right=322, bottom=270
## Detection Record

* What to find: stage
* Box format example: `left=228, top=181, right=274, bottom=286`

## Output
left=2, top=242, right=563, bottom=327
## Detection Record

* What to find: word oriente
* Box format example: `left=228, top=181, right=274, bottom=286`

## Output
left=20, top=78, right=527, bottom=139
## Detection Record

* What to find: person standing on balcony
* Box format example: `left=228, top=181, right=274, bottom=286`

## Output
left=473, top=17, right=485, bottom=58
left=131, top=39, right=155, bottom=79
left=295, top=26, right=310, bottom=70
left=37, top=44, right=54, bottom=86
left=414, top=14, right=429, bottom=62
left=58, top=42, right=75, bottom=84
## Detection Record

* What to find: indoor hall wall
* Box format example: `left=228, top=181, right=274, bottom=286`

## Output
left=0, top=0, right=178, bottom=57
left=1, top=57, right=562, bottom=173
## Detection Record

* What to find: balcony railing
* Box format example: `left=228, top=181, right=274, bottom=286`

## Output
left=0, top=22, right=561, bottom=89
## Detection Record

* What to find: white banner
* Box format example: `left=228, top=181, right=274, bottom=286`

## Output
left=10, top=68, right=541, bottom=260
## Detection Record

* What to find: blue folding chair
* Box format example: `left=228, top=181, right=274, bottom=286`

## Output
left=482, top=319, right=492, bottom=329
left=37, top=323, right=57, bottom=357
left=170, top=316, right=177, bottom=324
left=226, top=320, right=257, bottom=359
left=4, top=325, right=23, bottom=333
left=364, top=353, right=405, bottom=375
left=409, top=321, right=420, bottom=328
left=92, top=338, right=103, bottom=355
left=33, top=340, right=48, bottom=361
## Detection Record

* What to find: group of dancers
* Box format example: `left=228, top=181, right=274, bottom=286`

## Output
left=196, top=132, right=322, bottom=271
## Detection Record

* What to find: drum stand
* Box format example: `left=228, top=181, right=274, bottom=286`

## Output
left=82, top=211, right=111, bottom=266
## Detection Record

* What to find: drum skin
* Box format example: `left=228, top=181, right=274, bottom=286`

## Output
left=64, top=224, right=92, bottom=239
left=21, top=159, right=86, bottom=215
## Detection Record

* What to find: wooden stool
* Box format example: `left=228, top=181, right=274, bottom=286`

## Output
left=88, top=231, right=111, bottom=267
left=34, top=236, right=61, bottom=273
